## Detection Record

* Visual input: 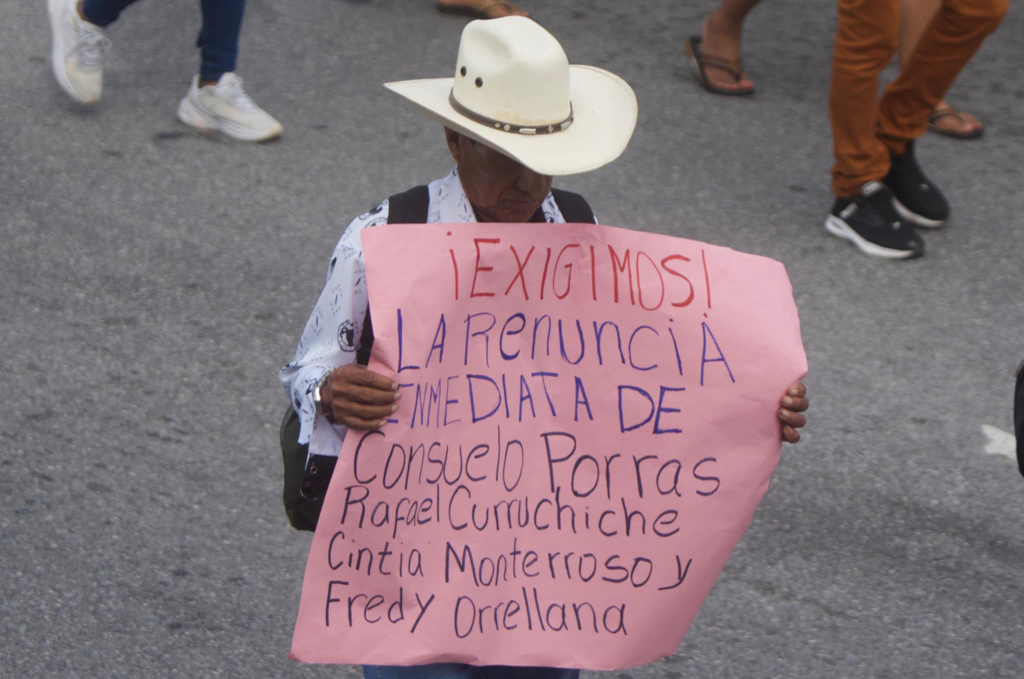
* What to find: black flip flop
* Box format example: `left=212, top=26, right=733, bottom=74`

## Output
left=684, top=35, right=754, bottom=96
left=928, top=106, right=984, bottom=140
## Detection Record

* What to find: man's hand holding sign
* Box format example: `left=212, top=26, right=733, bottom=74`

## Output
left=321, top=365, right=403, bottom=431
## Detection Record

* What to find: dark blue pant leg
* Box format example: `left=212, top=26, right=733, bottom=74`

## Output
left=485, top=666, right=580, bottom=679
left=363, top=665, right=580, bottom=679
left=364, top=665, right=481, bottom=679
left=197, top=0, right=245, bottom=82
left=80, top=0, right=141, bottom=27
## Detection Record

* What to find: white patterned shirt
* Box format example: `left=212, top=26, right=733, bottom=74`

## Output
left=279, top=166, right=575, bottom=460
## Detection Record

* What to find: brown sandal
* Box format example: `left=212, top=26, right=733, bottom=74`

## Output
left=684, top=35, right=753, bottom=96
left=928, top=105, right=984, bottom=140
left=437, top=1, right=529, bottom=20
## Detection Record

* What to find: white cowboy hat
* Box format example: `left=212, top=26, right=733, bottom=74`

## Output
left=384, top=16, right=638, bottom=176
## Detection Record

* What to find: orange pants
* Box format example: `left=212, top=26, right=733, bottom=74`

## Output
left=829, top=0, right=1008, bottom=197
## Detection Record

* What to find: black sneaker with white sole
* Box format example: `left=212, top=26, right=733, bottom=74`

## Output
left=883, top=140, right=949, bottom=228
left=825, top=180, right=925, bottom=259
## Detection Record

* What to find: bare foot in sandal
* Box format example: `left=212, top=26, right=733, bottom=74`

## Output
left=699, top=11, right=754, bottom=93
left=929, top=100, right=984, bottom=139
left=437, top=0, right=529, bottom=19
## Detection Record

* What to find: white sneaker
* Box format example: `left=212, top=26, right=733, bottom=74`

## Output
left=48, top=0, right=110, bottom=104
left=176, top=73, right=283, bottom=142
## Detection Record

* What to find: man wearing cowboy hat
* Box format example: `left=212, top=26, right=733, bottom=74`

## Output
left=280, top=17, right=809, bottom=679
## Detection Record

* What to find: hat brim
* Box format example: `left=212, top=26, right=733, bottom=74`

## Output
left=384, top=65, right=637, bottom=176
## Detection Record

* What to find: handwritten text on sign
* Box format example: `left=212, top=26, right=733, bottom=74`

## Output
left=290, top=223, right=807, bottom=670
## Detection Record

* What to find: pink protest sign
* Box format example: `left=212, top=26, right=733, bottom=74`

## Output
left=290, top=222, right=807, bottom=669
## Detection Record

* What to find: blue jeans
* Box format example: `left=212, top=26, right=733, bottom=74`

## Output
left=363, top=664, right=580, bottom=679
left=80, top=0, right=246, bottom=82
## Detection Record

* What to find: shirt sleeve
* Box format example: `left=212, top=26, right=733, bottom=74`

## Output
left=278, top=199, right=390, bottom=452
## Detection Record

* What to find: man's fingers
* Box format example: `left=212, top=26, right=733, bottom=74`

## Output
left=348, top=367, right=399, bottom=391
left=334, top=380, right=401, bottom=405
left=340, top=415, right=391, bottom=431
left=781, top=395, right=809, bottom=412
left=780, top=382, right=808, bottom=446
left=779, top=409, right=807, bottom=429
left=334, top=399, right=397, bottom=423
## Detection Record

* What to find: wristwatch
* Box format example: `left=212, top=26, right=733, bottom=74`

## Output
left=313, top=372, right=330, bottom=416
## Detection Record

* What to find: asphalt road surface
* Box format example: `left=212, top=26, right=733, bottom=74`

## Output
left=2, top=1, right=1022, bottom=677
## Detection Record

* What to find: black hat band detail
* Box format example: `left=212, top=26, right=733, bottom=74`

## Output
left=448, top=90, right=574, bottom=136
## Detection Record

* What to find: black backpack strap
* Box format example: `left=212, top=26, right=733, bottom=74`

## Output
left=356, top=310, right=374, bottom=366
left=386, top=185, right=430, bottom=225
left=284, top=185, right=432, bottom=532
left=550, top=188, right=596, bottom=224
left=354, top=185, right=430, bottom=366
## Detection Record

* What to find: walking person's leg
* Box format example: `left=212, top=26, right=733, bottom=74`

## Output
left=48, top=0, right=139, bottom=103
left=829, top=0, right=901, bottom=198
left=879, top=0, right=1008, bottom=153
left=684, top=0, right=763, bottom=94
left=195, top=0, right=245, bottom=85
left=824, top=0, right=926, bottom=259
left=900, top=0, right=984, bottom=138
left=176, top=0, right=283, bottom=141
left=874, top=0, right=1007, bottom=226
left=79, top=0, right=139, bottom=26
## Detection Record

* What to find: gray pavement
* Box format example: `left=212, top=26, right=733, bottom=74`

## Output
left=2, top=0, right=1023, bottom=677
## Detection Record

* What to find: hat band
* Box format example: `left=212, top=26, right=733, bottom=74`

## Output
left=449, top=90, right=573, bottom=136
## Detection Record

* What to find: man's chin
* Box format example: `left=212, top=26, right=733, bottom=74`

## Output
left=481, top=204, right=541, bottom=223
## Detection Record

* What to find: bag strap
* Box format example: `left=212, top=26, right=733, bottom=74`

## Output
left=354, top=186, right=430, bottom=366
left=550, top=188, right=596, bottom=224
left=386, top=185, right=430, bottom=225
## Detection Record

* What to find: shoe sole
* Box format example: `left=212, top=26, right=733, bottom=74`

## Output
left=891, top=196, right=945, bottom=229
left=48, top=0, right=99, bottom=104
left=824, top=215, right=921, bottom=260
left=177, top=95, right=283, bottom=142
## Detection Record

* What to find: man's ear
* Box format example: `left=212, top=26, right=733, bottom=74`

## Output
left=444, top=127, right=462, bottom=163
